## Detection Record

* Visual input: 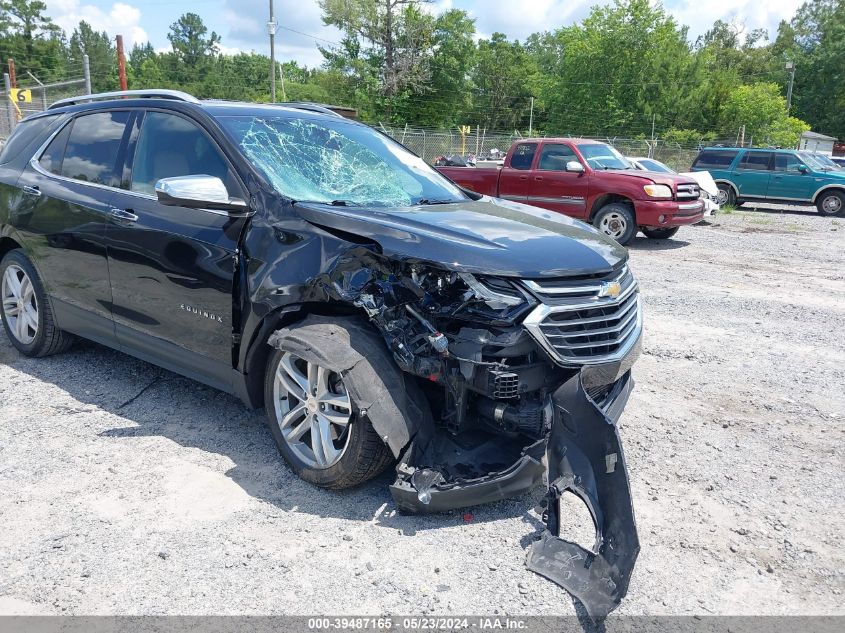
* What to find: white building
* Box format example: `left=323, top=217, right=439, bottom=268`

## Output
left=799, top=131, right=837, bottom=155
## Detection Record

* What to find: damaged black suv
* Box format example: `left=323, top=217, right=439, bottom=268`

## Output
left=0, top=90, right=641, bottom=616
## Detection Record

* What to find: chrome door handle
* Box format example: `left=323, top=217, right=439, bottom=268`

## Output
left=109, top=208, right=138, bottom=223
left=21, top=185, right=41, bottom=197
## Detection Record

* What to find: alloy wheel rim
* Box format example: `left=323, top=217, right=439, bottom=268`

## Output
left=822, top=195, right=841, bottom=214
left=2, top=264, right=38, bottom=345
left=599, top=212, right=627, bottom=240
left=716, top=189, right=729, bottom=205
left=272, top=352, right=353, bottom=469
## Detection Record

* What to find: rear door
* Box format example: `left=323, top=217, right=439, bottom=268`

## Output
left=105, top=109, right=248, bottom=390
left=13, top=110, right=132, bottom=344
left=768, top=153, right=813, bottom=200
left=732, top=151, right=772, bottom=197
left=524, top=142, right=589, bottom=218
left=497, top=142, right=538, bottom=202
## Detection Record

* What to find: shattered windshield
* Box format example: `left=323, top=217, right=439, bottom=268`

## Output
left=218, top=115, right=467, bottom=207
left=577, top=143, right=633, bottom=170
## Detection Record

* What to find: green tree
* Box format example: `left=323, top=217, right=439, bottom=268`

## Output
left=69, top=21, right=115, bottom=91
left=319, top=0, right=435, bottom=117
left=787, top=0, right=845, bottom=138
left=721, top=82, right=809, bottom=146
left=472, top=33, right=536, bottom=131
left=408, top=9, right=476, bottom=127
left=167, top=12, right=220, bottom=69
left=0, top=0, right=65, bottom=79
left=527, top=0, right=698, bottom=136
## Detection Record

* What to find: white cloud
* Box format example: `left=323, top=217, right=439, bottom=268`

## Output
left=46, top=1, right=148, bottom=48
left=667, top=0, right=804, bottom=42
left=221, top=0, right=343, bottom=67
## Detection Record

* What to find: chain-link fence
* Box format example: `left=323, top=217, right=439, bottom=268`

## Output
left=377, top=124, right=524, bottom=164
left=1, top=60, right=90, bottom=142
left=377, top=125, right=707, bottom=171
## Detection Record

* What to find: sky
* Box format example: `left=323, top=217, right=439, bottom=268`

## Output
left=44, top=0, right=806, bottom=68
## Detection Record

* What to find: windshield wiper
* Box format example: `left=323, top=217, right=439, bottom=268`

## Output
left=416, top=198, right=457, bottom=205
left=293, top=199, right=354, bottom=206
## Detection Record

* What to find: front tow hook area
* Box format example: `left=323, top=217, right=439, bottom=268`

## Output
left=527, top=373, right=640, bottom=619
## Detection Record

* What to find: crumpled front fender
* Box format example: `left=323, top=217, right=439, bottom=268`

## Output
left=527, top=372, right=640, bottom=619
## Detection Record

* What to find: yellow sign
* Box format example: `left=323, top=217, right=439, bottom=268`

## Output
left=9, top=88, right=32, bottom=103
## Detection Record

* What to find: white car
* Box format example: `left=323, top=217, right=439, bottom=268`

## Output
left=627, top=156, right=720, bottom=216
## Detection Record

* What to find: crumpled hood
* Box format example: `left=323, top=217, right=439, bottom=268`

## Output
left=293, top=196, right=627, bottom=278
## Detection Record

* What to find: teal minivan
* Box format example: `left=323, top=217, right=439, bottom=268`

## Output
left=691, top=147, right=845, bottom=216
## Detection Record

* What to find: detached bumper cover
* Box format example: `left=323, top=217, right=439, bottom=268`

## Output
left=390, top=370, right=639, bottom=618
left=527, top=372, right=639, bottom=619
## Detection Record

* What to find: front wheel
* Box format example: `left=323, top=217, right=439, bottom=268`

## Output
left=264, top=317, right=405, bottom=489
left=816, top=191, right=845, bottom=217
left=593, top=203, right=636, bottom=245
left=641, top=227, right=680, bottom=240
left=715, top=183, right=735, bottom=207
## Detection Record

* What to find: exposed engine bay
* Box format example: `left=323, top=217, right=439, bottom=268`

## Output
left=307, top=248, right=642, bottom=618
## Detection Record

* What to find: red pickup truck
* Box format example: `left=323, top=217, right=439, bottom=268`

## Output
left=437, top=138, right=704, bottom=244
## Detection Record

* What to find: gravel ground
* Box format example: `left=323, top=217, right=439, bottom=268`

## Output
left=0, top=204, right=843, bottom=617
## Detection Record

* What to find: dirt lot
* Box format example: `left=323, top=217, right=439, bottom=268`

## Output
left=0, top=205, right=843, bottom=616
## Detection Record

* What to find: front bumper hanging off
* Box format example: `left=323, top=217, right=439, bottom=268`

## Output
left=389, top=370, right=640, bottom=618
left=526, top=373, right=640, bottom=619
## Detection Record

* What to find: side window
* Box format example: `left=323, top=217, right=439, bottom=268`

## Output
left=61, top=111, right=131, bottom=185
left=0, top=114, right=58, bottom=165
left=774, top=154, right=804, bottom=172
left=537, top=144, right=577, bottom=171
left=38, top=121, right=73, bottom=175
left=692, top=150, right=738, bottom=170
left=130, top=111, right=236, bottom=196
left=738, top=152, right=772, bottom=171
left=510, top=143, right=538, bottom=170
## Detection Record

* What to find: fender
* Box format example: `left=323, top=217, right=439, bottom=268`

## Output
left=712, top=179, right=739, bottom=197
left=811, top=184, right=845, bottom=203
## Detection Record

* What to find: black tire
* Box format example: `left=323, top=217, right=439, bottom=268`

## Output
left=592, top=203, right=637, bottom=245
left=716, top=183, right=736, bottom=207
left=0, top=249, right=74, bottom=357
left=816, top=190, right=845, bottom=217
left=641, top=227, right=680, bottom=240
left=264, top=317, right=410, bottom=490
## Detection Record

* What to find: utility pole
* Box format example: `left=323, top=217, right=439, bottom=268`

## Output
left=650, top=114, right=656, bottom=158
left=528, top=97, right=534, bottom=136
left=739, top=124, right=745, bottom=147
left=268, top=0, right=277, bottom=102
left=7, top=59, right=16, bottom=88
left=82, top=54, right=92, bottom=95
left=116, top=35, right=127, bottom=91
left=785, top=60, right=796, bottom=113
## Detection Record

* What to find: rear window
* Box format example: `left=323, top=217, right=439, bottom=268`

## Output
left=692, top=150, right=738, bottom=170
left=738, top=151, right=772, bottom=171
left=0, top=114, right=58, bottom=165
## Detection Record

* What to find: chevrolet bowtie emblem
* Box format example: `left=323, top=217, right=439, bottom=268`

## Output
left=598, top=281, right=622, bottom=299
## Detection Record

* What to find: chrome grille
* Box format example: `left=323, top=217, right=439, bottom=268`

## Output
left=522, top=266, right=642, bottom=366
left=676, top=183, right=700, bottom=200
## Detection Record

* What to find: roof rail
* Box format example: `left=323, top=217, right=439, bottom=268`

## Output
left=48, top=89, right=200, bottom=110
left=278, top=102, right=344, bottom=118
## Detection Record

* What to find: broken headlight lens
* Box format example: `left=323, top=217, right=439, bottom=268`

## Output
left=460, top=273, right=526, bottom=309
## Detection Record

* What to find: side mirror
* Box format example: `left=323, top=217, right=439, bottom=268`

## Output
left=798, top=164, right=809, bottom=174
left=566, top=161, right=585, bottom=173
left=155, top=175, right=248, bottom=212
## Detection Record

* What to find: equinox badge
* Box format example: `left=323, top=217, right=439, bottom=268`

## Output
left=180, top=303, right=224, bottom=323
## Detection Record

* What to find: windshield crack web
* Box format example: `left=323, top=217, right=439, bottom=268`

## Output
left=235, top=118, right=413, bottom=207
